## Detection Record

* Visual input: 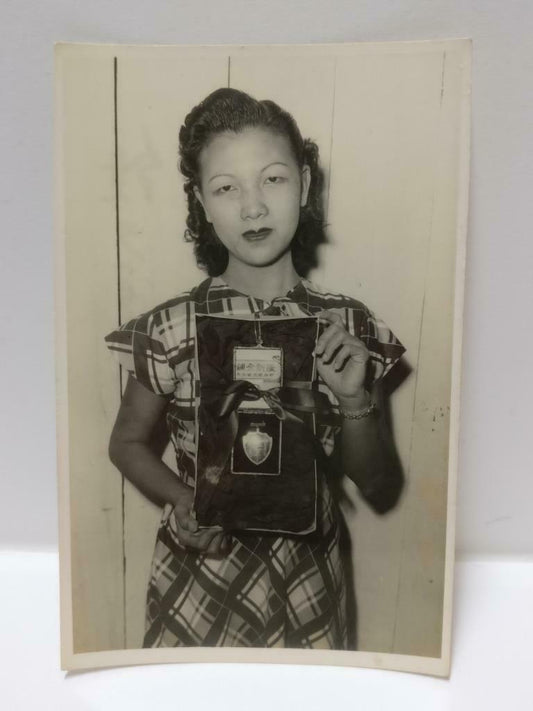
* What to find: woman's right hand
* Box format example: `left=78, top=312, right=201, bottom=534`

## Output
left=171, top=486, right=231, bottom=556
left=109, top=376, right=231, bottom=557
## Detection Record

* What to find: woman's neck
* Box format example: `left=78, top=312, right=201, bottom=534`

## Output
left=222, top=256, right=300, bottom=302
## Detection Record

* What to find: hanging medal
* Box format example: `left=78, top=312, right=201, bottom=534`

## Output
left=231, top=317, right=283, bottom=476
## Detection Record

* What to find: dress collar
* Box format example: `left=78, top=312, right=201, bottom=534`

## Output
left=207, top=275, right=314, bottom=316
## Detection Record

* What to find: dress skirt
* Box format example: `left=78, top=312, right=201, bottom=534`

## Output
left=143, top=480, right=348, bottom=649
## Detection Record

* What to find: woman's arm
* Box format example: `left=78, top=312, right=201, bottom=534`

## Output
left=337, top=382, right=404, bottom=514
left=316, top=310, right=404, bottom=514
left=108, top=374, right=227, bottom=554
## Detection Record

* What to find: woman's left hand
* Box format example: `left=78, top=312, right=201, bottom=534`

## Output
left=315, top=310, right=369, bottom=405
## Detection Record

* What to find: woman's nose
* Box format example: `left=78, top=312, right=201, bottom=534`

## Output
left=240, top=188, right=268, bottom=220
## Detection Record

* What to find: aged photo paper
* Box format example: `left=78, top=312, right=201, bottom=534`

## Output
left=55, top=39, right=471, bottom=675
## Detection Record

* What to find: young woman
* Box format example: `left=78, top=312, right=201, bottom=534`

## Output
left=105, top=87, right=405, bottom=649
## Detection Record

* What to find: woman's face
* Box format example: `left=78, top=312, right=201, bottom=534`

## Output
left=194, top=127, right=310, bottom=272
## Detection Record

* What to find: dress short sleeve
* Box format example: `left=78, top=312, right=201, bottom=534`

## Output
left=358, top=306, right=406, bottom=387
left=104, top=309, right=176, bottom=396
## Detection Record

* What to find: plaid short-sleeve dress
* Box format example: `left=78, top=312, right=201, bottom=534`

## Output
left=104, top=276, right=405, bottom=649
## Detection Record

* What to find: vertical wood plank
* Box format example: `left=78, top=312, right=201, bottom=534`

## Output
left=62, top=49, right=125, bottom=652
left=324, top=50, right=446, bottom=653
left=117, top=49, right=228, bottom=647
left=392, top=49, right=464, bottom=656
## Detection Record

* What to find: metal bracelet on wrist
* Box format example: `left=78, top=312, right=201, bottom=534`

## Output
left=339, top=400, right=378, bottom=420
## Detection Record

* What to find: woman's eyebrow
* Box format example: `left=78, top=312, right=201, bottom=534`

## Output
left=208, top=162, right=290, bottom=184
left=261, top=161, right=290, bottom=171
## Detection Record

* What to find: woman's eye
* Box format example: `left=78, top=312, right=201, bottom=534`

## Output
left=265, top=176, right=285, bottom=184
left=215, top=184, right=234, bottom=195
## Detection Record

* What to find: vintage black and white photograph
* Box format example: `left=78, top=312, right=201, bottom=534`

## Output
left=55, top=39, right=470, bottom=675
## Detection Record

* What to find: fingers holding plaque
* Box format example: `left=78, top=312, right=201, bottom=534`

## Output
left=315, top=310, right=369, bottom=398
left=316, top=310, right=368, bottom=364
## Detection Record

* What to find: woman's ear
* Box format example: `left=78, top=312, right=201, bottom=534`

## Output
left=193, top=185, right=212, bottom=223
left=300, top=164, right=311, bottom=208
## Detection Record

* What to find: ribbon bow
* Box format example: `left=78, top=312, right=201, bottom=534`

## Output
left=197, top=380, right=336, bottom=488
left=214, top=380, right=332, bottom=420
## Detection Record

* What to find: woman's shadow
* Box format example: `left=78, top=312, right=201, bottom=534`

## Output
left=326, top=358, right=411, bottom=651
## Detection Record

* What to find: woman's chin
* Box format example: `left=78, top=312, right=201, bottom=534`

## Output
left=234, top=247, right=293, bottom=270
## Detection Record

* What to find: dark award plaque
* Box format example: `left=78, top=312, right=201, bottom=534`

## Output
left=193, top=314, right=329, bottom=534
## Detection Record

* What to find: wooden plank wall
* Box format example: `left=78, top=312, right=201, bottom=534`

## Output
left=62, top=44, right=464, bottom=655
left=62, top=50, right=125, bottom=652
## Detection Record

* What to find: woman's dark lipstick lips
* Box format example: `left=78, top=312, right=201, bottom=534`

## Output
left=242, top=228, right=272, bottom=240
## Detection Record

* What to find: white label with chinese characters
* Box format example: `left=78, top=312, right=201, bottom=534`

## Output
left=233, top=346, right=283, bottom=410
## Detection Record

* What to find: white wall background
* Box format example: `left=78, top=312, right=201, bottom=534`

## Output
left=1, top=0, right=532, bottom=563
